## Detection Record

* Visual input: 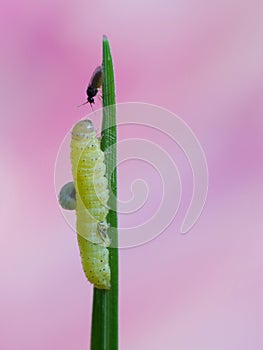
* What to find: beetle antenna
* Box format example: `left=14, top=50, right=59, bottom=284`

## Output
left=77, top=101, right=89, bottom=107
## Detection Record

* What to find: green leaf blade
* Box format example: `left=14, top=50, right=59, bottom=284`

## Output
left=91, top=35, right=118, bottom=350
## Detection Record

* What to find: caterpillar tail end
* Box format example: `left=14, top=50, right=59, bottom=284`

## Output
left=77, top=234, right=111, bottom=290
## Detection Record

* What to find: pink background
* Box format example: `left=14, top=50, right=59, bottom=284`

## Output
left=1, top=0, right=263, bottom=349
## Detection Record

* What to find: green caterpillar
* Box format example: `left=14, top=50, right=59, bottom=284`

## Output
left=59, top=119, right=110, bottom=290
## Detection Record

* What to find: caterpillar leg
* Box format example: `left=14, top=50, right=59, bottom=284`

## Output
left=97, top=221, right=111, bottom=246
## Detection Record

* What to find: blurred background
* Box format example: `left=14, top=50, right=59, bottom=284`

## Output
left=1, top=0, right=263, bottom=349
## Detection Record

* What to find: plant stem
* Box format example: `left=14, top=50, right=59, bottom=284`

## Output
left=90, top=35, right=118, bottom=350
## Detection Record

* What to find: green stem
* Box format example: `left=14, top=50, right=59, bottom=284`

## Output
left=91, top=36, right=118, bottom=350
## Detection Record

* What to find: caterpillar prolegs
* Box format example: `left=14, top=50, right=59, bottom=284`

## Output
left=60, top=119, right=111, bottom=290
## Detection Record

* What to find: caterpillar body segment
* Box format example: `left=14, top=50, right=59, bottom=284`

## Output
left=70, top=119, right=110, bottom=290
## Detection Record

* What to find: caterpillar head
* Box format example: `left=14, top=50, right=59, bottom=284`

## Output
left=72, top=119, right=95, bottom=141
left=58, top=181, right=76, bottom=210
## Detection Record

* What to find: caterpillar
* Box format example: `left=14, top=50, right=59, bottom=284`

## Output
left=60, top=119, right=111, bottom=290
